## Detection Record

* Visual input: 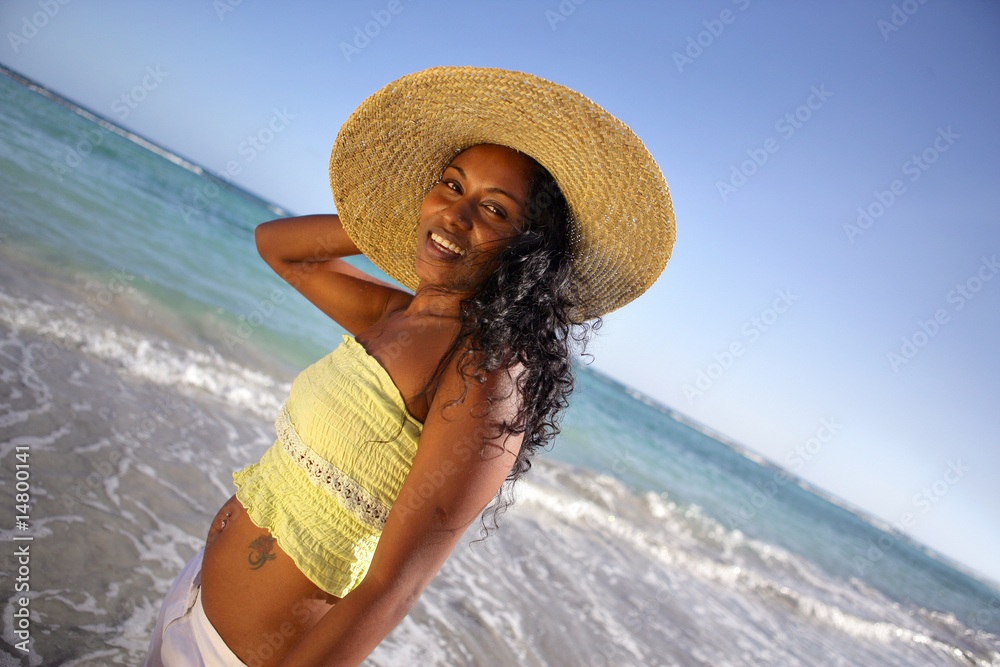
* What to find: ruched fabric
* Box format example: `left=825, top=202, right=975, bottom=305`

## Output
left=233, top=335, right=423, bottom=598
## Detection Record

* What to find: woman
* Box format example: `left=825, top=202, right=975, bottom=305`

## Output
left=145, top=66, right=675, bottom=666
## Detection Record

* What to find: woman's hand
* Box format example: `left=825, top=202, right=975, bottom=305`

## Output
left=255, top=215, right=412, bottom=334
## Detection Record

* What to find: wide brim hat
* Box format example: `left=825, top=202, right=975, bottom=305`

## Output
left=330, top=66, right=675, bottom=320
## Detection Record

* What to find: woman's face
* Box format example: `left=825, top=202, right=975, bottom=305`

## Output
left=415, top=144, right=536, bottom=289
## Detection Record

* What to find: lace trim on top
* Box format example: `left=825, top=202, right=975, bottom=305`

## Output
left=275, top=403, right=392, bottom=531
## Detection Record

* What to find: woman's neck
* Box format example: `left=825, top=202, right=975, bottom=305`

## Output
left=405, top=282, right=472, bottom=319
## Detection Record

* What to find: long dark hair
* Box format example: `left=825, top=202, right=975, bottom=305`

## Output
left=437, top=158, right=600, bottom=532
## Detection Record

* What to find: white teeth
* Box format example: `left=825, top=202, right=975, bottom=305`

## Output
left=431, top=232, right=464, bottom=256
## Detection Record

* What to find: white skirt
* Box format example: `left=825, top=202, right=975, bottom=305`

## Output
left=144, top=548, right=247, bottom=666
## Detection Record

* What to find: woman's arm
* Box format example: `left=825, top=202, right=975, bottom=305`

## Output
left=255, top=214, right=412, bottom=334
left=277, top=362, right=524, bottom=666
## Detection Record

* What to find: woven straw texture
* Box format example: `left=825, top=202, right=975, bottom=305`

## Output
left=330, top=66, right=675, bottom=319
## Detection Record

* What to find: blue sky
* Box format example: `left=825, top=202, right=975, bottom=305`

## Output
left=2, top=0, right=998, bottom=584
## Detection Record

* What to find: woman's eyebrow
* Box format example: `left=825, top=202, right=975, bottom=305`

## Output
left=485, top=187, right=524, bottom=208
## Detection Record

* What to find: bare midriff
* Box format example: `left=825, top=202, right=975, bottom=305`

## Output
left=200, top=495, right=340, bottom=666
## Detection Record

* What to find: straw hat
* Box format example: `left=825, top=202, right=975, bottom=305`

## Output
left=330, top=66, right=675, bottom=320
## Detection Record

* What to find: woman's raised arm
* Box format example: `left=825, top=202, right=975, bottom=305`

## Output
left=255, top=214, right=412, bottom=334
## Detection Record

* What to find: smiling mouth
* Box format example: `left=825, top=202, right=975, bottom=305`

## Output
left=430, top=232, right=465, bottom=257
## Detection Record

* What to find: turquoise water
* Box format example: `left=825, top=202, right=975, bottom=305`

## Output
left=566, top=364, right=998, bottom=625
left=2, top=68, right=998, bottom=665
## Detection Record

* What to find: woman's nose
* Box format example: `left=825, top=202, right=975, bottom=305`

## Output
left=441, top=198, right=473, bottom=230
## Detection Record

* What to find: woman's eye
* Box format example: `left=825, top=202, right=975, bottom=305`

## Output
left=442, top=179, right=461, bottom=193
left=484, top=203, right=507, bottom=219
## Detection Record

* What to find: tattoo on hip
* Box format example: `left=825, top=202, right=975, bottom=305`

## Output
left=248, top=534, right=277, bottom=570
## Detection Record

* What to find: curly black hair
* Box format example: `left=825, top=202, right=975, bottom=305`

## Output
left=431, top=158, right=601, bottom=533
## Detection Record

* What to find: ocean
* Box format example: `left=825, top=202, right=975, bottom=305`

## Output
left=1, top=66, right=998, bottom=666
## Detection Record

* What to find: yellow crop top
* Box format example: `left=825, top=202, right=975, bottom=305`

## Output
left=233, top=334, right=423, bottom=598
